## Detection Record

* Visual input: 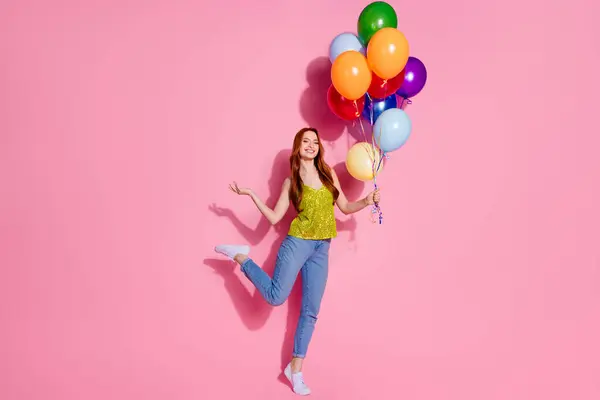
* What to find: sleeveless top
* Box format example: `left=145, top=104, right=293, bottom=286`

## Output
left=288, top=184, right=337, bottom=240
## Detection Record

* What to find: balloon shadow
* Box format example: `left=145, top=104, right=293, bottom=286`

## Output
left=299, top=57, right=347, bottom=143
left=204, top=148, right=358, bottom=388
left=333, top=162, right=366, bottom=202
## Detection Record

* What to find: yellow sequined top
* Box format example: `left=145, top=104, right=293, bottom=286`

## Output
left=288, top=184, right=337, bottom=240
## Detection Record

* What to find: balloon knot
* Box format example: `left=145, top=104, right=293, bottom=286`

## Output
left=353, top=100, right=361, bottom=117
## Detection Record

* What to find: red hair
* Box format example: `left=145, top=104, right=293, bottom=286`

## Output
left=289, top=128, right=339, bottom=213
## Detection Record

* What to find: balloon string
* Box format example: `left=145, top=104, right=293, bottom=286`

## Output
left=371, top=183, right=383, bottom=224
left=357, top=108, right=371, bottom=147
left=366, top=93, right=374, bottom=125
left=352, top=100, right=360, bottom=118
left=382, top=80, right=390, bottom=99
left=354, top=96, right=383, bottom=224
left=369, top=126, right=384, bottom=225
left=399, top=97, right=413, bottom=110
left=370, top=170, right=383, bottom=224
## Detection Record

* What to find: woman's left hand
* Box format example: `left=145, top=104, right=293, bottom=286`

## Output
left=365, top=188, right=381, bottom=205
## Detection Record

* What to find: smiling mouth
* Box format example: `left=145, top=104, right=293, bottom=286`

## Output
left=305, top=149, right=315, bottom=154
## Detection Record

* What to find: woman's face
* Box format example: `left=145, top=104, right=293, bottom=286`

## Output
left=299, top=130, right=319, bottom=160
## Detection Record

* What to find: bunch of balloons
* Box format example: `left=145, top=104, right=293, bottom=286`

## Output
left=326, top=1, right=428, bottom=192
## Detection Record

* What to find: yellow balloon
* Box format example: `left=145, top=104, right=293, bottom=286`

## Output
left=345, top=142, right=383, bottom=181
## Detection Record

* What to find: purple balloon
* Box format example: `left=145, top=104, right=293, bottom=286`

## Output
left=396, top=57, right=427, bottom=98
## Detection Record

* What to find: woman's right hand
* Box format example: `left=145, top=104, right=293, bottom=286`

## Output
left=229, top=181, right=253, bottom=196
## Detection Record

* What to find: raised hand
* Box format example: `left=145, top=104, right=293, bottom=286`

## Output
left=229, top=181, right=253, bottom=196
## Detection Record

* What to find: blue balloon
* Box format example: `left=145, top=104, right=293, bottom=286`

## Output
left=372, top=108, right=412, bottom=153
left=329, top=32, right=365, bottom=63
left=362, top=94, right=397, bottom=125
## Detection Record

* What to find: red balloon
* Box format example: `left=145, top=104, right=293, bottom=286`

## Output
left=327, top=85, right=365, bottom=121
left=367, top=70, right=405, bottom=99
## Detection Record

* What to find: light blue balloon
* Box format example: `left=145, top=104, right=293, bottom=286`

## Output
left=329, top=32, right=365, bottom=63
left=372, top=108, right=412, bottom=153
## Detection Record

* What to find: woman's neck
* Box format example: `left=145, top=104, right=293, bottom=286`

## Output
left=299, top=158, right=316, bottom=174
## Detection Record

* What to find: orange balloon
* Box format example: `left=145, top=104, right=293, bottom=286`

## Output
left=331, top=50, right=372, bottom=101
left=367, top=27, right=410, bottom=80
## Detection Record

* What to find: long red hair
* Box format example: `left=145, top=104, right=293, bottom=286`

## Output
left=289, top=128, right=339, bottom=213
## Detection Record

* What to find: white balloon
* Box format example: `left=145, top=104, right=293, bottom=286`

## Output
left=329, top=32, right=365, bottom=63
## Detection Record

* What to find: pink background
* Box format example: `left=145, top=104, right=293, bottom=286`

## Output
left=2, top=1, right=600, bottom=399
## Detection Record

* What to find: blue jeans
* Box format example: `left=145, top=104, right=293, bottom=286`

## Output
left=240, top=235, right=330, bottom=358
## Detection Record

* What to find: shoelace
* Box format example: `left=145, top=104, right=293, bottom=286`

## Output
left=294, top=376, right=306, bottom=387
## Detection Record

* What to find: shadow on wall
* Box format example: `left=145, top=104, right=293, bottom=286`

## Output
left=347, top=116, right=373, bottom=143
left=204, top=148, right=357, bottom=385
left=299, top=57, right=346, bottom=143
left=205, top=149, right=293, bottom=331
left=333, top=162, right=365, bottom=203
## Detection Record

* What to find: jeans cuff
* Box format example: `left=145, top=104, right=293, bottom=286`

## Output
left=240, top=257, right=252, bottom=270
left=292, top=353, right=305, bottom=359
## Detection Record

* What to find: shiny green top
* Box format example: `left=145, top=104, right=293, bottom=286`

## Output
left=288, top=185, right=337, bottom=240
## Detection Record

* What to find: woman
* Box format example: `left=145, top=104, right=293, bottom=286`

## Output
left=214, top=127, right=380, bottom=395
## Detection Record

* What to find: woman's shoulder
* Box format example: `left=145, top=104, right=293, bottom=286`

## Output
left=329, top=167, right=339, bottom=180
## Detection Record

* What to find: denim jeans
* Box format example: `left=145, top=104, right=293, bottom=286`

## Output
left=240, top=235, right=330, bottom=358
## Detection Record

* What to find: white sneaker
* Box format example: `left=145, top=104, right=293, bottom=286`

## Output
left=284, top=363, right=311, bottom=396
left=214, top=244, right=250, bottom=260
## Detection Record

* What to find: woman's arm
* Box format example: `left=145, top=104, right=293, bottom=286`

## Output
left=331, top=170, right=379, bottom=215
left=230, top=179, right=291, bottom=225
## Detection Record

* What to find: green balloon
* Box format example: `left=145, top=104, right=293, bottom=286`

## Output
left=357, top=2, right=398, bottom=45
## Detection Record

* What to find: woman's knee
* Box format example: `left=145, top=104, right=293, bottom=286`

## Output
left=267, top=290, right=287, bottom=306
left=267, top=296, right=285, bottom=306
